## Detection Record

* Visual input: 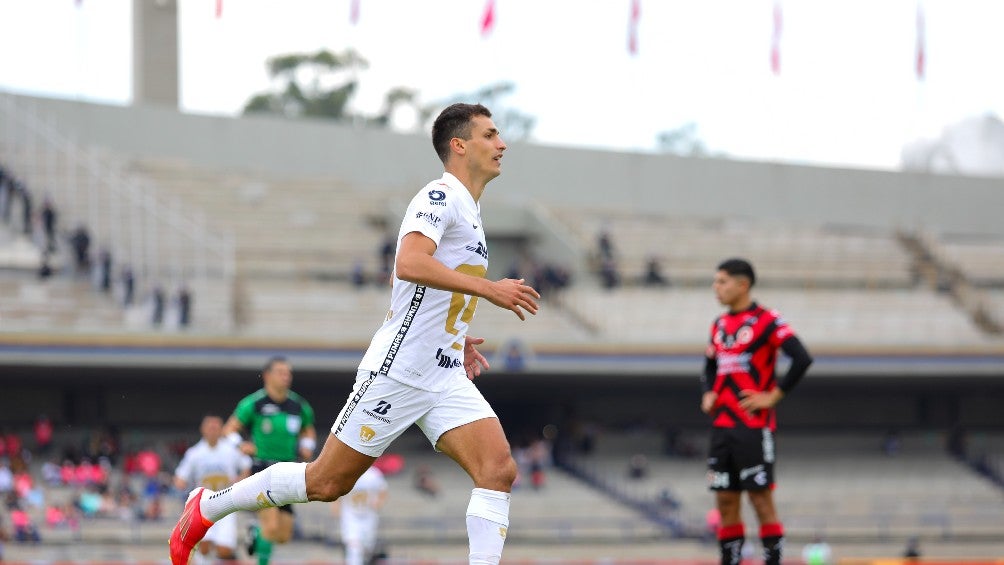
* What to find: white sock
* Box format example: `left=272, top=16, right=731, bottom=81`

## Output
left=466, top=488, right=510, bottom=565
left=200, top=462, right=308, bottom=522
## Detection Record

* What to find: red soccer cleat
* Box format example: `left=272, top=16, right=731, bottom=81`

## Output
left=169, top=487, right=213, bottom=565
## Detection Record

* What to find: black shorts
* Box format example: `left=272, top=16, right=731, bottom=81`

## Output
left=706, top=427, right=776, bottom=492
left=251, top=459, right=295, bottom=515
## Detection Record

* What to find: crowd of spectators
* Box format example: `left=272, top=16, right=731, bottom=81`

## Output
left=0, top=416, right=180, bottom=548
left=0, top=161, right=194, bottom=330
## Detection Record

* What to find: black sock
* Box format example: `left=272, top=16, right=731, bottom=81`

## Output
left=719, top=536, right=744, bottom=565
left=762, top=535, right=783, bottom=565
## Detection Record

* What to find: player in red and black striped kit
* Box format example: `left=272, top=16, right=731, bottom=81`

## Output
left=701, top=258, right=813, bottom=565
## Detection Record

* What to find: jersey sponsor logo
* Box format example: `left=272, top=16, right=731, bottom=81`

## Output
left=716, top=352, right=752, bottom=376
left=261, top=404, right=279, bottom=415
left=707, top=471, right=730, bottom=489
left=435, top=348, right=463, bottom=369
left=415, top=211, right=442, bottom=226
left=261, top=420, right=273, bottom=434
left=428, top=189, right=446, bottom=201
left=359, top=425, right=376, bottom=442
left=466, top=241, right=488, bottom=260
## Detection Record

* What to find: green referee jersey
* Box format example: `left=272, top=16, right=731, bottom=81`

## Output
left=233, top=389, right=315, bottom=462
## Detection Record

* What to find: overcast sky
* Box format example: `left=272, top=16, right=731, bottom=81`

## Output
left=1, top=0, right=1002, bottom=170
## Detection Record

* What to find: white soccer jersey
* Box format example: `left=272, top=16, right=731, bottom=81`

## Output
left=359, top=173, right=488, bottom=392
left=174, top=439, right=251, bottom=492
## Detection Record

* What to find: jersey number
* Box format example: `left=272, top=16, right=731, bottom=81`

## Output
left=445, top=264, right=487, bottom=338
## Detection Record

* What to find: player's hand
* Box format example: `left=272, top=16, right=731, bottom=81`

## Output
left=738, top=389, right=783, bottom=413
left=487, top=278, right=540, bottom=320
left=238, top=441, right=257, bottom=456
left=463, top=335, right=490, bottom=380
left=701, top=391, right=719, bottom=414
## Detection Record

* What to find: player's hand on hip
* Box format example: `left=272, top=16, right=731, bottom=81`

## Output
left=488, top=278, right=540, bottom=320
left=738, top=389, right=782, bottom=413
left=463, top=336, right=490, bottom=380
left=239, top=442, right=257, bottom=456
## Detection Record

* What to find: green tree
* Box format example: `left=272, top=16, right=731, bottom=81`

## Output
left=656, top=122, right=709, bottom=156
left=243, top=50, right=536, bottom=141
left=242, top=48, right=367, bottom=121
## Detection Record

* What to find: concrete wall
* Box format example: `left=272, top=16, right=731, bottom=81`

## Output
left=12, top=92, right=1004, bottom=236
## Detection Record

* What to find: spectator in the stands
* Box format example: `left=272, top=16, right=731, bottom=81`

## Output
left=177, top=284, right=192, bottom=328
left=151, top=284, right=165, bottom=326
left=0, top=164, right=11, bottom=222
left=40, top=196, right=57, bottom=252
left=643, top=256, right=669, bottom=286
left=68, top=224, right=91, bottom=275
left=9, top=503, right=40, bottom=543
left=597, top=227, right=615, bottom=261
left=600, top=256, right=620, bottom=289
left=121, top=265, right=135, bottom=307
left=0, top=461, right=12, bottom=496
left=352, top=259, right=367, bottom=288
left=96, top=248, right=113, bottom=293
left=378, top=232, right=395, bottom=285
left=33, top=414, right=53, bottom=455
left=16, top=180, right=32, bottom=236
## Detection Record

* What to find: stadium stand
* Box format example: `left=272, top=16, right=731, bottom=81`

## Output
left=125, top=158, right=389, bottom=281
left=557, top=428, right=1004, bottom=542
left=559, top=286, right=995, bottom=347
left=931, top=236, right=1004, bottom=286
left=553, top=208, right=916, bottom=289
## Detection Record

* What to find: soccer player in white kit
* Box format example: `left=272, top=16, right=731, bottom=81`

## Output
left=170, top=103, right=540, bottom=565
left=173, top=415, right=251, bottom=562
left=334, top=465, right=388, bottom=565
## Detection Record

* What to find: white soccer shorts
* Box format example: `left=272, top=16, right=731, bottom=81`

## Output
left=332, top=370, right=498, bottom=457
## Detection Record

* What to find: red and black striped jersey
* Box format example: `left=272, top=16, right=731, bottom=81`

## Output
left=705, top=303, right=795, bottom=431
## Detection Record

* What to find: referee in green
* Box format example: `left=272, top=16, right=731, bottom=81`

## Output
left=222, top=356, right=316, bottom=565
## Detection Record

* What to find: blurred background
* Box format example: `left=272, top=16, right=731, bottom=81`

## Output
left=0, top=1, right=1002, bottom=563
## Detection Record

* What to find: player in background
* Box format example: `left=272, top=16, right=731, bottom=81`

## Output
left=173, top=415, right=252, bottom=564
left=221, top=356, right=317, bottom=565
left=170, top=103, right=540, bottom=565
left=701, top=258, right=813, bottom=565
left=332, top=465, right=388, bottom=565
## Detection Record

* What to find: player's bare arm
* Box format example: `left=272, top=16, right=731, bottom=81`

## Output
left=396, top=231, right=540, bottom=319
left=701, top=390, right=718, bottom=414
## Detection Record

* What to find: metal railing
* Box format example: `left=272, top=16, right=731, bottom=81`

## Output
left=0, top=92, right=236, bottom=331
